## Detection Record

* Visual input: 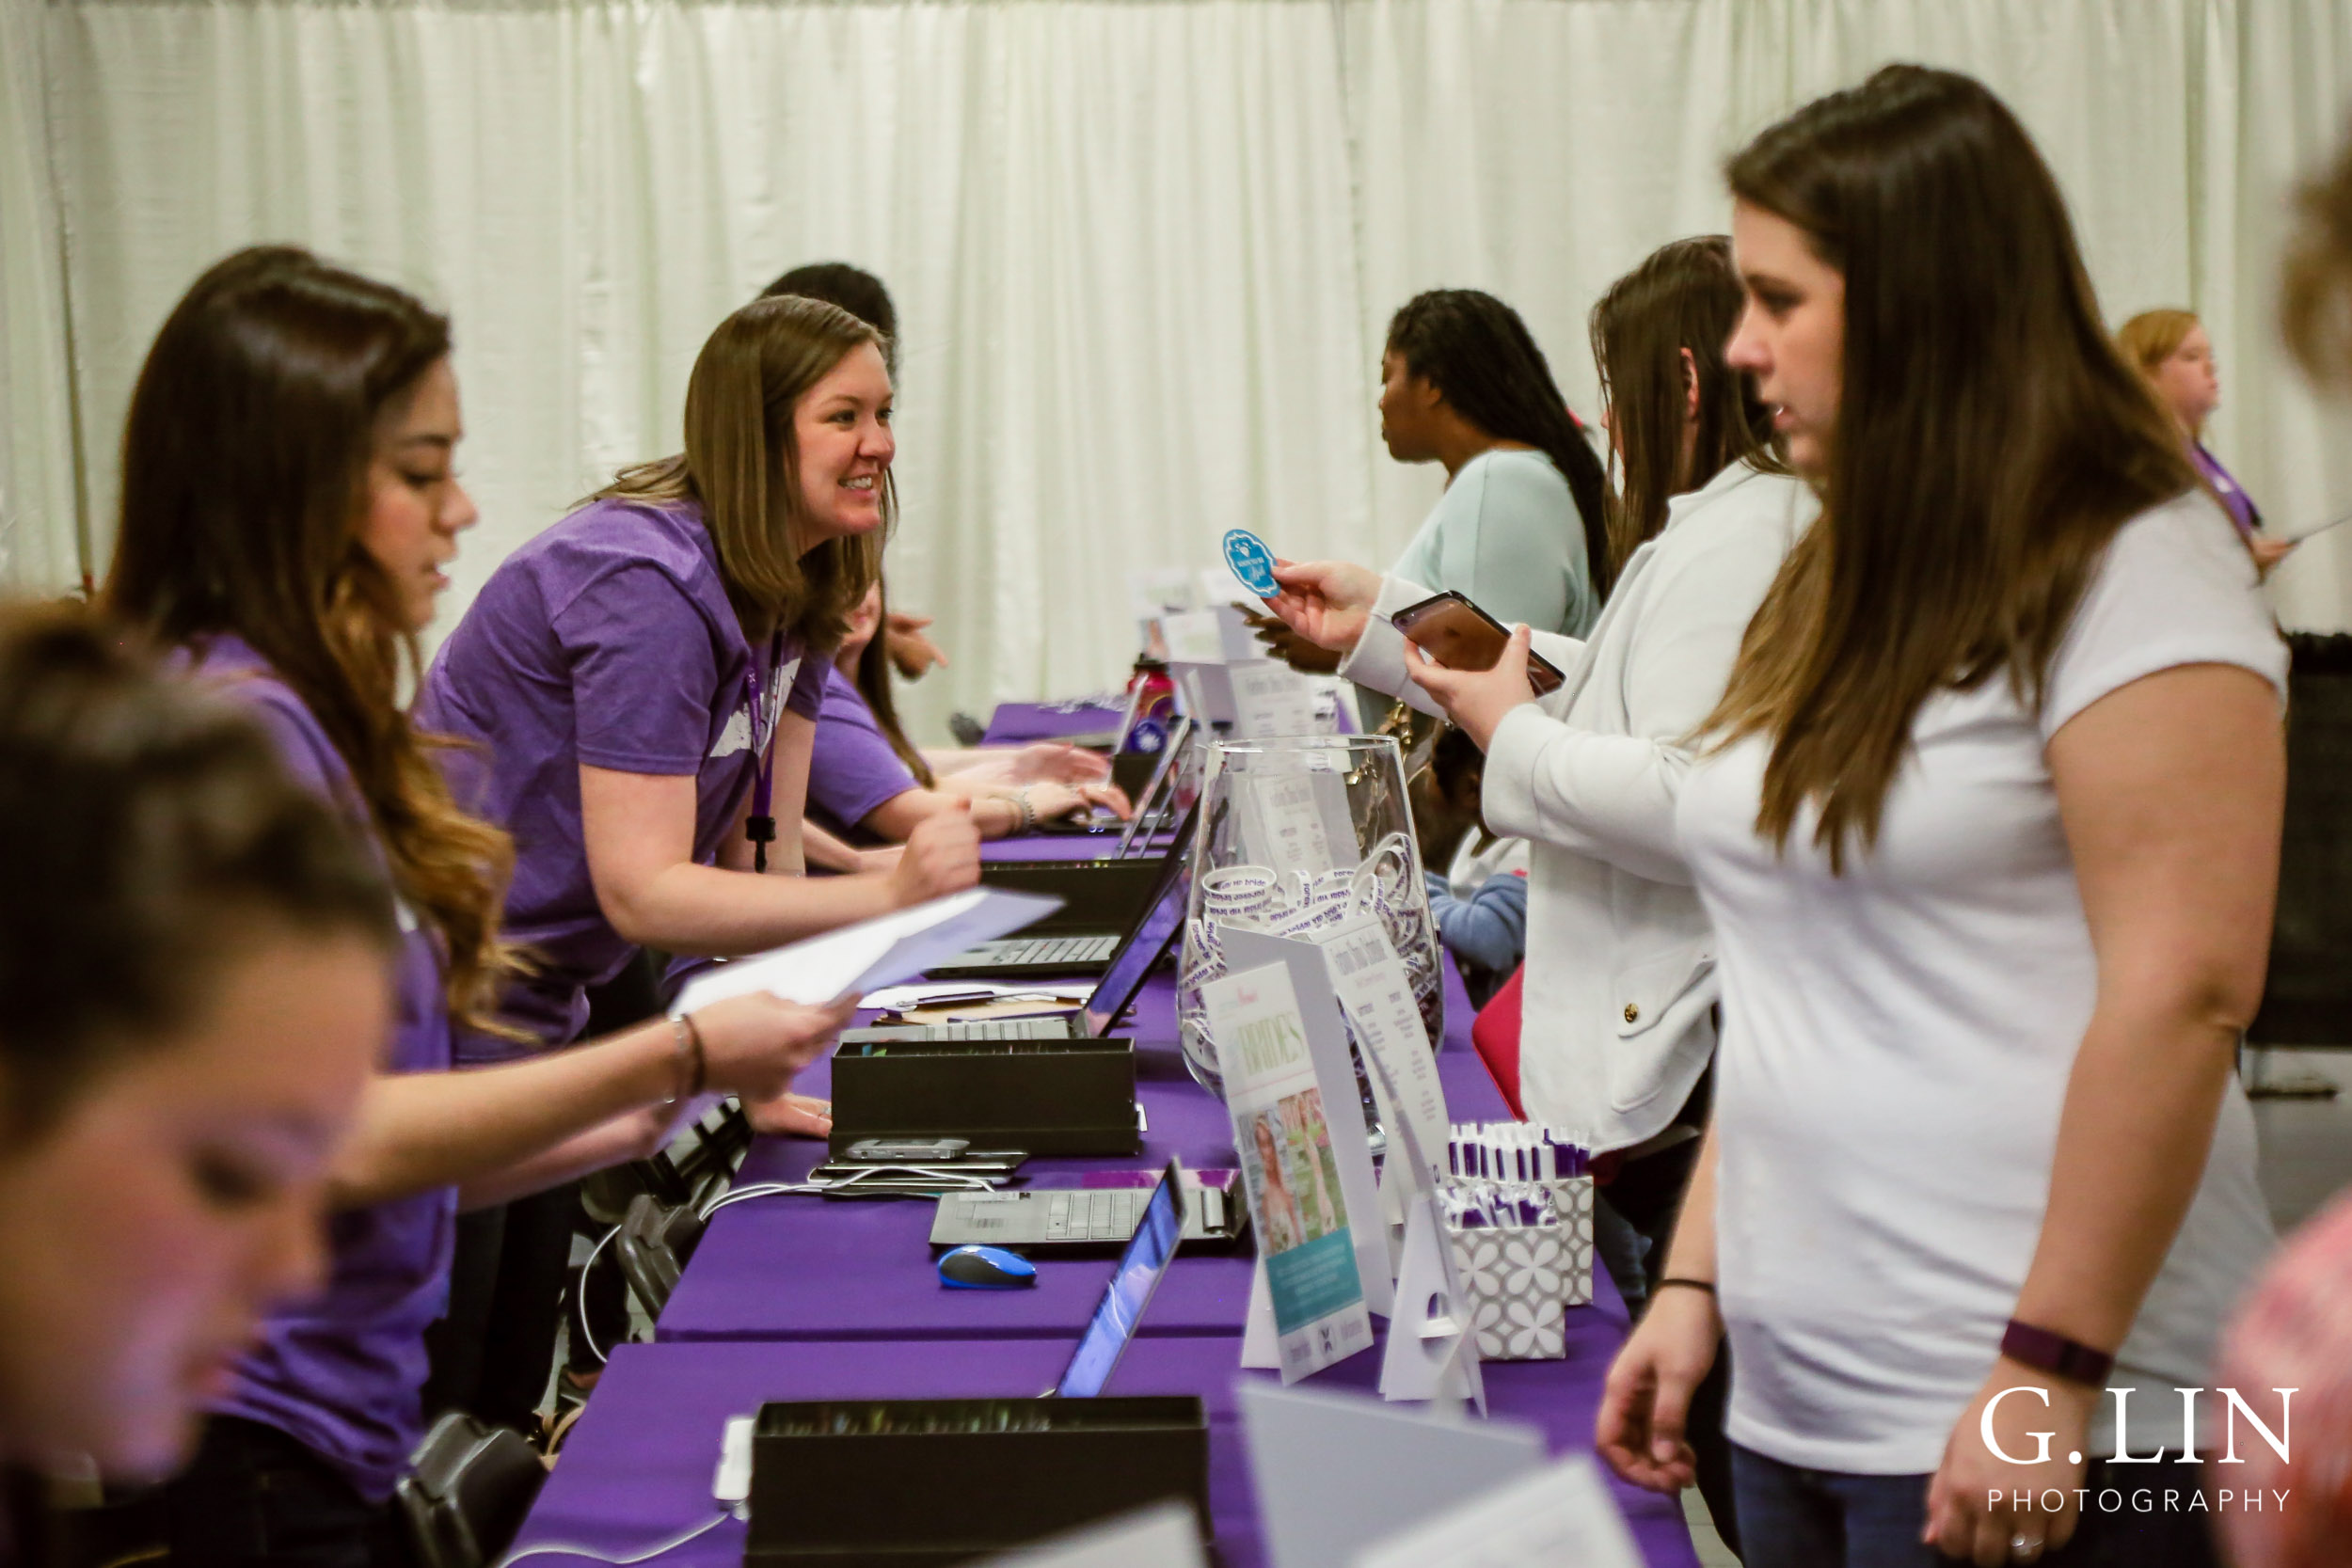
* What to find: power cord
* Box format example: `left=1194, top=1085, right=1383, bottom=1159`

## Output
left=575, top=1224, right=623, bottom=1367
left=491, top=1507, right=731, bottom=1566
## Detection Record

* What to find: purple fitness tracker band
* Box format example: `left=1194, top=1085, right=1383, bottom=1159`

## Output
left=2002, top=1319, right=2114, bottom=1388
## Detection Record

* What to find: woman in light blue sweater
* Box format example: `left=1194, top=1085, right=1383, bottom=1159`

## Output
left=1378, top=290, right=1613, bottom=639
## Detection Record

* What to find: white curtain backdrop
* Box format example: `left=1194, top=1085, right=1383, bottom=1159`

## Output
left=10, top=0, right=2352, bottom=736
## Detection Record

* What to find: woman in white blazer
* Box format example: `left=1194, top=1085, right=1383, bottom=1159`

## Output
left=1269, top=236, right=1815, bottom=1553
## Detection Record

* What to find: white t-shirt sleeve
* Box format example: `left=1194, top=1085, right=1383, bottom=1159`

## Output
left=2041, top=493, right=2288, bottom=742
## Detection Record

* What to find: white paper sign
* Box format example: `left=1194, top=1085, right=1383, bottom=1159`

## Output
left=1377, top=1194, right=1485, bottom=1414
left=1202, top=961, right=1376, bottom=1382
left=1350, top=1453, right=1644, bottom=1568
left=1237, top=1382, right=1544, bottom=1568
left=1317, top=915, right=1449, bottom=1203
left=995, top=1500, right=1207, bottom=1567
left=1220, top=930, right=1394, bottom=1309
left=1230, top=661, right=1319, bottom=738
left=1162, top=610, right=1228, bottom=666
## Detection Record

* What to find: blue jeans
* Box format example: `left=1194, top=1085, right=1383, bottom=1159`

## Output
left=1730, top=1444, right=2223, bottom=1568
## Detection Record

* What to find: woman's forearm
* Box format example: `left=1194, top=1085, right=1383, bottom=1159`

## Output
left=457, top=1106, right=680, bottom=1210
left=2012, top=994, right=2243, bottom=1351
left=328, top=1022, right=683, bottom=1209
left=1661, top=1130, right=1721, bottom=1283
left=617, top=860, right=898, bottom=957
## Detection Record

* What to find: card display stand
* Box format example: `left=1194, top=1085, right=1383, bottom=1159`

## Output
left=1444, top=1175, right=1595, bottom=1361
left=829, top=1037, right=1139, bottom=1157
left=745, top=1397, right=1210, bottom=1566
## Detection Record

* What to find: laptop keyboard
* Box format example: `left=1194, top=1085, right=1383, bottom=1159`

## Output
left=982, top=934, right=1120, bottom=967
left=922, top=1018, right=1077, bottom=1040
left=1045, top=1189, right=1145, bottom=1242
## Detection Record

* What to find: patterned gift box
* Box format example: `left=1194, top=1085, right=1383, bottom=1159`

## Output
left=1443, top=1175, right=1595, bottom=1361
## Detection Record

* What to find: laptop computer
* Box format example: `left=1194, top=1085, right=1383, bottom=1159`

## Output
left=930, top=803, right=1196, bottom=980
left=846, top=823, right=1190, bottom=1039
left=930, top=1167, right=1244, bottom=1250
left=1007, top=715, right=1194, bottom=847
left=1048, top=1161, right=1186, bottom=1397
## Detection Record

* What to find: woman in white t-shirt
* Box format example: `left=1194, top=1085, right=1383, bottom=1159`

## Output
left=1596, top=68, right=2285, bottom=1568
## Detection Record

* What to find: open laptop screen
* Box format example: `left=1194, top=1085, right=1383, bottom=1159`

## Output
left=1081, top=807, right=1197, bottom=1038
left=1115, top=718, right=1193, bottom=858
left=1053, top=1161, right=1187, bottom=1398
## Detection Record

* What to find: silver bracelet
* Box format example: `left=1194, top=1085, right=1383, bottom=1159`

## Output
left=664, top=1016, right=696, bottom=1107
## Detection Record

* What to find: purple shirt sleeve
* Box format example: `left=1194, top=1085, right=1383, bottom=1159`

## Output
left=785, top=641, right=829, bottom=721
left=553, top=562, right=724, bottom=776
left=805, top=665, right=920, bottom=837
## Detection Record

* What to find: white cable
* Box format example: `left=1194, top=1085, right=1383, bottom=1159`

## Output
left=491, top=1507, right=729, bottom=1566
left=696, top=1181, right=818, bottom=1222
left=575, top=1223, right=623, bottom=1367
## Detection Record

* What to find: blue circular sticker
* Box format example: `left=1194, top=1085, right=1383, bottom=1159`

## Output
left=1222, top=529, right=1280, bottom=597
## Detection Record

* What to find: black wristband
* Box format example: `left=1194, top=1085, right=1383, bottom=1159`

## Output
left=1656, top=1277, right=1717, bottom=1296
left=2002, top=1319, right=2114, bottom=1388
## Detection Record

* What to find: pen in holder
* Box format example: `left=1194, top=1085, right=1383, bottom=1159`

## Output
left=1438, top=1174, right=1596, bottom=1361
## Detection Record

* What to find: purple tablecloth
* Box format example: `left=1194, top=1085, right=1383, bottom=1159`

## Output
left=982, top=698, right=1128, bottom=745
left=658, top=969, right=1486, bottom=1343
left=514, top=1334, right=1699, bottom=1567
left=564, top=952, right=1697, bottom=1563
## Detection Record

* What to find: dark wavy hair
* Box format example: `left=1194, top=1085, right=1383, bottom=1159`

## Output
left=763, top=261, right=898, bottom=377
left=103, top=245, right=521, bottom=1033
left=1385, top=290, right=1614, bottom=599
left=0, top=602, right=393, bottom=1136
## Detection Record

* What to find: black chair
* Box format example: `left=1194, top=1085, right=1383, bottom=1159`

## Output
left=614, top=1192, right=709, bottom=1322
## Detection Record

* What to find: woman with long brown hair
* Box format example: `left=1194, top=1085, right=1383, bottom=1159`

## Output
left=410, top=295, right=981, bottom=1423
left=1596, top=68, right=2283, bottom=1568
left=97, top=246, right=852, bottom=1564
left=1268, top=235, right=1810, bottom=1554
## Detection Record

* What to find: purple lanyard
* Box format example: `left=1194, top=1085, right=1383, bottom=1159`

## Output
left=743, top=630, right=786, bottom=872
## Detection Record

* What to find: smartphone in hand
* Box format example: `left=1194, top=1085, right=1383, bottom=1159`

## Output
left=1389, top=591, right=1565, bottom=697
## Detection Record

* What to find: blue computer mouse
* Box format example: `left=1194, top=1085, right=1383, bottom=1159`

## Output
left=937, top=1244, right=1038, bottom=1290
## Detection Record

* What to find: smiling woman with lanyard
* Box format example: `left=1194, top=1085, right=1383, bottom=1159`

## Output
left=414, top=293, right=980, bottom=1427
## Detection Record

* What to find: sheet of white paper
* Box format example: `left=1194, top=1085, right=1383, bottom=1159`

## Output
left=671, top=888, right=1061, bottom=1016
left=1316, top=915, right=1449, bottom=1195
left=857, top=981, right=1094, bottom=1010
left=1220, top=929, right=1394, bottom=1310
left=1349, top=1452, right=1643, bottom=1568
left=1244, top=773, right=1339, bottom=879
left=1162, top=610, right=1228, bottom=665
left=1237, top=1381, right=1543, bottom=1568
left=1230, top=661, right=1319, bottom=738
left=1202, top=961, right=1377, bottom=1382
left=993, top=1500, right=1207, bottom=1567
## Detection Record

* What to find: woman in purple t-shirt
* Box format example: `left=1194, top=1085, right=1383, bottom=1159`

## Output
left=0, top=608, right=392, bottom=1564
left=804, top=580, right=1129, bottom=856
left=94, top=247, right=854, bottom=1566
left=418, top=297, right=982, bottom=1057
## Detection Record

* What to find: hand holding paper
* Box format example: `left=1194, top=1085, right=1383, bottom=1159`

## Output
left=673, top=888, right=1063, bottom=1017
